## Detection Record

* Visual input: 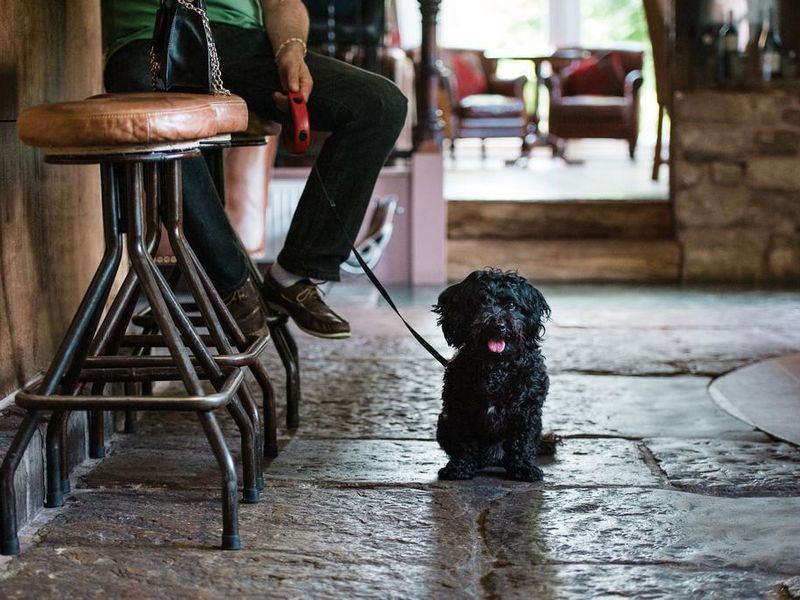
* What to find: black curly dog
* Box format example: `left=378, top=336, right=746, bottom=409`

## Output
left=433, top=269, right=557, bottom=482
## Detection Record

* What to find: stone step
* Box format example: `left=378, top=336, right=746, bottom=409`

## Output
left=0, top=406, right=117, bottom=537
left=448, top=200, right=674, bottom=240
left=448, top=238, right=681, bottom=282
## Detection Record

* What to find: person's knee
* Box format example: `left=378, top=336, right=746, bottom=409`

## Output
left=366, top=77, right=409, bottom=141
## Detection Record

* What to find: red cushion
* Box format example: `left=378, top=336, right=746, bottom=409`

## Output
left=451, top=53, right=488, bottom=101
left=561, top=52, right=626, bottom=97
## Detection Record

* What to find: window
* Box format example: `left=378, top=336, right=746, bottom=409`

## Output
left=438, top=0, right=548, bottom=51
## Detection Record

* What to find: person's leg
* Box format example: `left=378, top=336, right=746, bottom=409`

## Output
left=103, top=41, right=249, bottom=298
left=213, top=25, right=408, bottom=282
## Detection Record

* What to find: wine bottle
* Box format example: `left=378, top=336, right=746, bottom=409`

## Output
left=758, top=6, right=783, bottom=81
left=717, top=10, right=739, bottom=82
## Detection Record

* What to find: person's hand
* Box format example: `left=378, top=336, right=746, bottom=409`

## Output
left=273, top=44, right=313, bottom=111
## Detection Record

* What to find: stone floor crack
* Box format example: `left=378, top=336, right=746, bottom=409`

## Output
left=636, top=441, right=674, bottom=489
left=476, top=489, right=514, bottom=600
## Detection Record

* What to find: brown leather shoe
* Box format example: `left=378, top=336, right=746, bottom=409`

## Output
left=261, top=271, right=350, bottom=339
left=223, top=277, right=267, bottom=337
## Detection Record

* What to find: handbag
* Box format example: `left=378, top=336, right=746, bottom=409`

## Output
left=149, top=0, right=230, bottom=95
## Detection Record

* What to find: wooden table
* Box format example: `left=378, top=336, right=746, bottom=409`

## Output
left=487, top=49, right=590, bottom=164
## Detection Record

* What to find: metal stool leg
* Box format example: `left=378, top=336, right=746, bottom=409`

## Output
left=45, top=411, right=68, bottom=508
left=252, top=364, right=278, bottom=458
left=43, top=163, right=124, bottom=501
left=175, top=225, right=275, bottom=476
left=197, top=411, right=240, bottom=551
left=271, top=322, right=301, bottom=429
left=124, top=161, right=242, bottom=549
left=159, top=161, right=259, bottom=501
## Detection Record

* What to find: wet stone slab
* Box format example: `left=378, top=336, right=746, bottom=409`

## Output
left=545, top=374, right=766, bottom=441
left=484, top=488, right=800, bottom=574
left=266, top=438, right=659, bottom=488
left=277, top=358, right=443, bottom=439
left=264, top=370, right=761, bottom=443
left=543, top=326, right=799, bottom=376
left=483, top=563, right=788, bottom=599
left=0, top=484, right=489, bottom=599
left=645, top=437, right=800, bottom=496
left=77, top=446, right=227, bottom=491
left=550, top=303, right=800, bottom=331
left=284, top=325, right=799, bottom=377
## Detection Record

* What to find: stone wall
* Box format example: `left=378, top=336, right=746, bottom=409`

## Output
left=672, top=89, right=800, bottom=283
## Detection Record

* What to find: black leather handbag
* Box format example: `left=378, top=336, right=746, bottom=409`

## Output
left=149, top=0, right=229, bottom=95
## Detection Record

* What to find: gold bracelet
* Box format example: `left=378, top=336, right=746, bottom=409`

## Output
left=275, top=37, right=307, bottom=60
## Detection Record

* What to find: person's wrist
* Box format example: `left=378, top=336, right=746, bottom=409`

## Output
left=275, top=37, right=307, bottom=61
left=277, top=45, right=305, bottom=64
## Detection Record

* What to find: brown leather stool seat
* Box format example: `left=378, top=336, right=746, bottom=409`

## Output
left=17, top=92, right=248, bottom=152
left=86, top=93, right=250, bottom=138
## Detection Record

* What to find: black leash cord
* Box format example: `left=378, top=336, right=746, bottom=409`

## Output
left=311, top=164, right=449, bottom=368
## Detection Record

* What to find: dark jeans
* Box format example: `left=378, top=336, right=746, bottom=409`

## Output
left=105, top=24, right=408, bottom=296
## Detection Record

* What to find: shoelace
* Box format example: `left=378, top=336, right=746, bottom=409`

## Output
left=295, top=285, right=320, bottom=305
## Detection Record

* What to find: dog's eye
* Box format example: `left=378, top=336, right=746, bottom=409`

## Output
left=505, top=301, right=517, bottom=310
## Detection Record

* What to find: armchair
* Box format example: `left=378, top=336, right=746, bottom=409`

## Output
left=439, top=48, right=530, bottom=158
left=545, top=47, right=644, bottom=158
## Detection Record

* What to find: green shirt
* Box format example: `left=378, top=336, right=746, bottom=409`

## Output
left=102, top=0, right=264, bottom=58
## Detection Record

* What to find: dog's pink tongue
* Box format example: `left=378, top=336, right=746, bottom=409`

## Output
left=488, top=339, right=506, bottom=353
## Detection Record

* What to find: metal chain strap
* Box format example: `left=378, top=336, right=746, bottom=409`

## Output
left=149, top=0, right=231, bottom=95
left=149, top=46, right=160, bottom=92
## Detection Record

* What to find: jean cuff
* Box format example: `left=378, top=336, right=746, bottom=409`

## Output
left=276, top=252, right=341, bottom=283
left=216, top=270, right=249, bottom=300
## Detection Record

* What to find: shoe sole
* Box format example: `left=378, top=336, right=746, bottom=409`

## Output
left=265, top=300, right=351, bottom=340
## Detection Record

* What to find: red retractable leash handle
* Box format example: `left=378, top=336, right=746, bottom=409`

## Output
left=282, top=91, right=311, bottom=155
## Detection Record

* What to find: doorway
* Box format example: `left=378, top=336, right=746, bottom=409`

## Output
left=440, top=0, right=669, bottom=203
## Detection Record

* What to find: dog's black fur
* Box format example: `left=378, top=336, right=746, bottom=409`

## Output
left=433, top=269, right=552, bottom=481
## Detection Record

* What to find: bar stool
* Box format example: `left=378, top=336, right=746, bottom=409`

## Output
left=1, top=93, right=260, bottom=555
left=84, top=99, right=280, bottom=471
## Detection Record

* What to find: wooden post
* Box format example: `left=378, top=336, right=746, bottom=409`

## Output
left=414, top=0, right=444, bottom=152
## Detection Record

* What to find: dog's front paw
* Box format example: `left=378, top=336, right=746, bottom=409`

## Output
left=506, top=464, right=544, bottom=482
left=438, top=462, right=475, bottom=480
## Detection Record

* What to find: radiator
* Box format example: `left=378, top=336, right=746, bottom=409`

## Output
left=265, top=179, right=306, bottom=261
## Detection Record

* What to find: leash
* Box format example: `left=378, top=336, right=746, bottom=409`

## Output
left=310, top=163, right=450, bottom=368
left=284, top=91, right=448, bottom=368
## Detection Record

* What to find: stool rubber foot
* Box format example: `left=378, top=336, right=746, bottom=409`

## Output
left=286, top=415, right=299, bottom=430
left=264, top=444, right=278, bottom=458
left=243, top=488, right=260, bottom=504
left=89, top=447, right=106, bottom=459
left=45, top=493, right=64, bottom=509
left=222, top=534, right=241, bottom=551
left=257, top=477, right=265, bottom=491
left=61, top=479, right=71, bottom=493
left=1, top=539, right=20, bottom=556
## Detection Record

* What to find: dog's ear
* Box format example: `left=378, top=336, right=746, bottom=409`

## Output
left=433, top=280, right=469, bottom=348
left=516, top=277, right=551, bottom=344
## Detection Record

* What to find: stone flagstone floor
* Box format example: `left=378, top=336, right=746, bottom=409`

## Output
left=1, top=284, right=799, bottom=598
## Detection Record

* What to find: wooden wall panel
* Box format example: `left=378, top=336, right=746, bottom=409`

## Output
left=0, top=0, right=104, bottom=400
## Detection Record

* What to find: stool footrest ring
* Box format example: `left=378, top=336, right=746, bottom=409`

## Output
left=16, top=369, right=244, bottom=411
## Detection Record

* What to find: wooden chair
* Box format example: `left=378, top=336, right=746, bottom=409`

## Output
left=644, top=0, right=670, bottom=180
left=545, top=46, right=645, bottom=159
left=439, top=48, right=530, bottom=158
